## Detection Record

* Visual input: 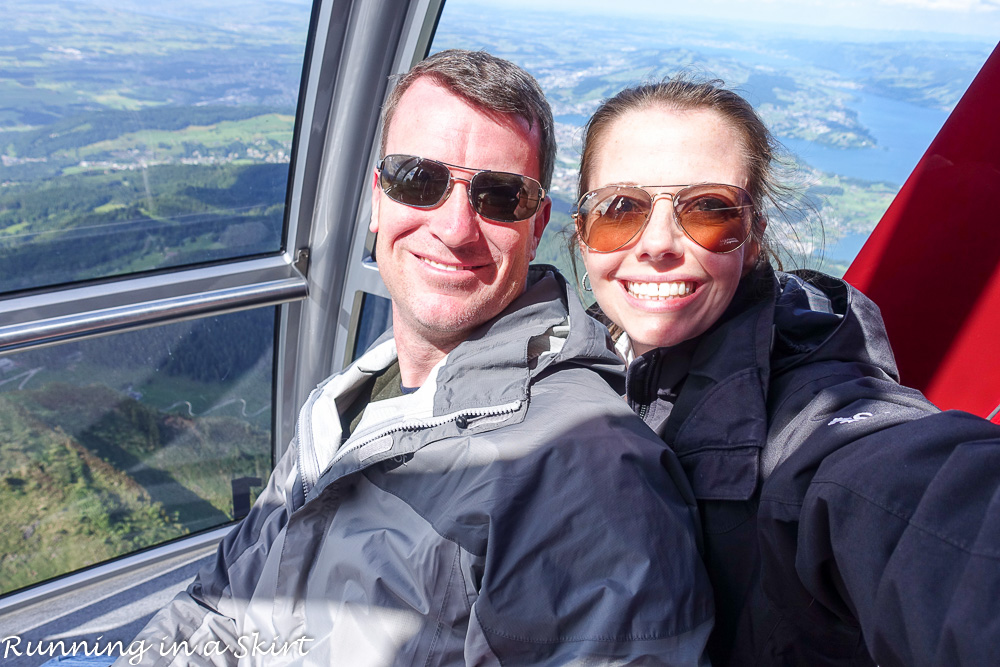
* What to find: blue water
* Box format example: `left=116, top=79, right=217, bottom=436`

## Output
left=823, top=231, right=872, bottom=264
left=563, top=90, right=948, bottom=187
left=781, top=91, right=950, bottom=265
left=781, top=91, right=949, bottom=186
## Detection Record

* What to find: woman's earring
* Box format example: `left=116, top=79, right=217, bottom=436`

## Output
left=582, top=272, right=592, bottom=292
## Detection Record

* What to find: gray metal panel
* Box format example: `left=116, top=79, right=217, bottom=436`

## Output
left=0, top=533, right=222, bottom=667
left=0, top=275, right=306, bottom=354
left=0, top=527, right=228, bottom=616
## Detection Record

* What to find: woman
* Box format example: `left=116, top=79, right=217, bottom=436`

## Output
left=574, top=79, right=1000, bottom=667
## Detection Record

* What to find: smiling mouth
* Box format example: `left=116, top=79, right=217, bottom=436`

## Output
left=419, top=256, right=477, bottom=272
left=623, top=280, right=695, bottom=299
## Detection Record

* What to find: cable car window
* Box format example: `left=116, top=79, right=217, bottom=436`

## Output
left=0, top=307, right=275, bottom=595
left=0, top=0, right=312, bottom=294
left=352, top=292, right=392, bottom=362
left=430, top=0, right=996, bottom=277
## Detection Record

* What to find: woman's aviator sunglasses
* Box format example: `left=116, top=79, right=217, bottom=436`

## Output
left=574, top=184, right=755, bottom=254
left=377, top=154, right=545, bottom=223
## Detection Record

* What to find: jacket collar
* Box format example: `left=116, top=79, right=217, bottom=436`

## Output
left=626, top=266, right=776, bottom=420
left=300, top=265, right=622, bottom=497
left=626, top=265, right=896, bottom=468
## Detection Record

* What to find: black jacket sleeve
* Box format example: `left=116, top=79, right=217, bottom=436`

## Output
left=759, top=372, right=1000, bottom=666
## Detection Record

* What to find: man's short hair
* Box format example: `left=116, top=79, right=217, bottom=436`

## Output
left=379, top=49, right=555, bottom=190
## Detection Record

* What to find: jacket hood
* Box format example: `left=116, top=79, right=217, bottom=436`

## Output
left=770, top=269, right=898, bottom=382
left=627, top=265, right=900, bottom=501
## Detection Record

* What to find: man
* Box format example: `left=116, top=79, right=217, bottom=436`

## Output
left=118, top=50, right=713, bottom=666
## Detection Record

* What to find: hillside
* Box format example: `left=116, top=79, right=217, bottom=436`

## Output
left=0, top=381, right=271, bottom=594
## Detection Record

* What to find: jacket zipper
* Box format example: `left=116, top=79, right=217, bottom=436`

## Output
left=304, top=399, right=523, bottom=490
left=635, top=349, right=667, bottom=425
left=297, top=389, right=319, bottom=499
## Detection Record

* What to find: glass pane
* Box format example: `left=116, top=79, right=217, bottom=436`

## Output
left=0, top=308, right=275, bottom=595
left=0, top=0, right=313, bottom=294
left=430, top=1, right=996, bottom=277
left=354, top=292, right=393, bottom=361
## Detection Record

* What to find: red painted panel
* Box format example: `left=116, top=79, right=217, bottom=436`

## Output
left=844, top=42, right=1000, bottom=421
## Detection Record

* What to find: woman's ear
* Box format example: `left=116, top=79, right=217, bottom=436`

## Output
left=742, top=242, right=760, bottom=275
left=742, top=215, right=766, bottom=276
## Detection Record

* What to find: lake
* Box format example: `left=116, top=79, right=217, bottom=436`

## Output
left=781, top=91, right=949, bottom=187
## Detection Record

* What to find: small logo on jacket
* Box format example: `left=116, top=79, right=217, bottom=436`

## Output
left=827, top=412, right=873, bottom=426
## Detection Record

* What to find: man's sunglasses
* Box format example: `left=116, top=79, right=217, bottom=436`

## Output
left=574, top=184, right=755, bottom=254
left=377, top=154, right=545, bottom=223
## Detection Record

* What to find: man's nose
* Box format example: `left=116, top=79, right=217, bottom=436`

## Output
left=635, top=196, right=684, bottom=261
left=431, top=179, right=481, bottom=246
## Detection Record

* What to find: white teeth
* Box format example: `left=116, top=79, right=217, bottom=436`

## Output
left=625, top=281, right=694, bottom=299
left=421, top=257, right=462, bottom=271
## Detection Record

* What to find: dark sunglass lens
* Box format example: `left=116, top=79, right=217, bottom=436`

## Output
left=580, top=189, right=651, bottom=252
left=380, top=155, right=450, bottom=207
left=674, top=185, right=753, bottom=253
left=470, top=172, right=540, bottom=222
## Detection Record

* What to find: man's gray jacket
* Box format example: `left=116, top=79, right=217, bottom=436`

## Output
left=119, top=266, right=714, bottom=666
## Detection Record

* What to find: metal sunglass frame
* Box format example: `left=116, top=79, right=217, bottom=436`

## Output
left=376, top=154, right=546, bottom=223
left=573, top=183, right=756, bottom=254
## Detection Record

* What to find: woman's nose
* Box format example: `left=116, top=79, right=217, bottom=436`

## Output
left=635, top=196, right=684, bottom=261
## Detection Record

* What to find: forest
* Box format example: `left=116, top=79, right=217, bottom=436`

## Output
left=0, top=0, right=304, bottom=596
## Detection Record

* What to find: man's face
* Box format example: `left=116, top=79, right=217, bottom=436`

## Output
left=370, top=77, right=551, bottom=351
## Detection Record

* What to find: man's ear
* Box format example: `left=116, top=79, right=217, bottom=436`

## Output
left=527, top=196, right=552, bottom=261
left=369, top=167, right=381, bottom=233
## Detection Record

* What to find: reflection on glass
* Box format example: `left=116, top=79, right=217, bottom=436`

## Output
left=0, top=308, right=275, bottom=595
left=0, top=0, right=313, bottom=293
left=432, top=0, right=995, bottom=277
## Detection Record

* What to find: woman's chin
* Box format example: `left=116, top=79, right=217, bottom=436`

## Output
left=626, top=319, right=704, bottom=354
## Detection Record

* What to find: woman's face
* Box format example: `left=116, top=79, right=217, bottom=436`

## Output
left=580, top=107, right=760, bottom=355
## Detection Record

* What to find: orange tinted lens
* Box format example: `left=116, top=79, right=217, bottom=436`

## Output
left=674, top=184, right=752, bottom=253
left=579, top=188, right=651, bottom=252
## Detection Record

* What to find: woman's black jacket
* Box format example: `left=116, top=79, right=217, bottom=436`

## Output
left=624, top=266, right=1000, bottom=666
